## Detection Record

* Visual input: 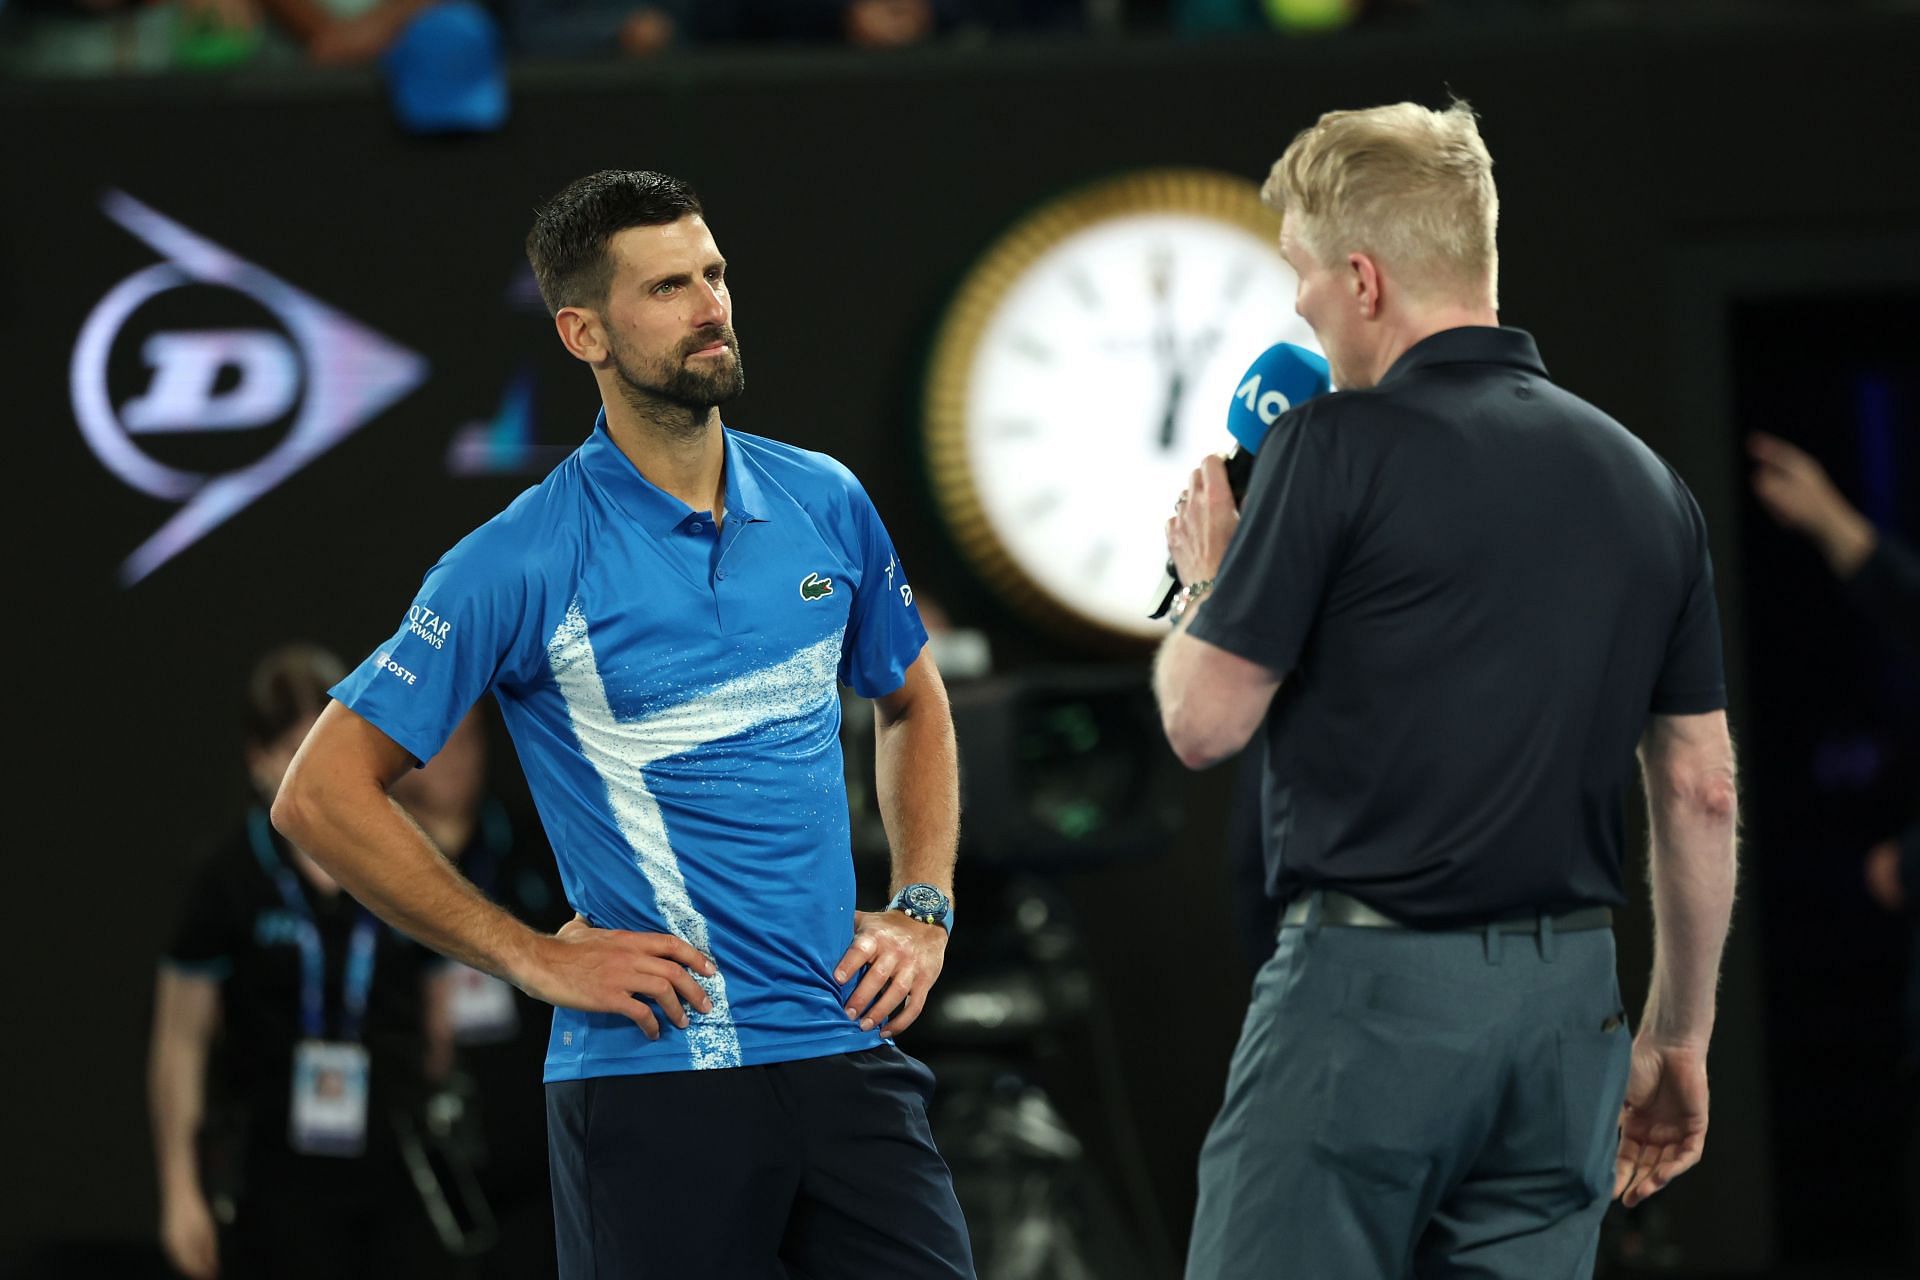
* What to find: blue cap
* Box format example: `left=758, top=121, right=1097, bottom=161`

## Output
left=382, top=1, right=509, bottom=136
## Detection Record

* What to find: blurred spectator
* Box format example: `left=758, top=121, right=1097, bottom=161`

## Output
left=1749, top=431, right=1920, bottom=647
left=5, top=0, right=434, bottom=75
left=1749, top=429, right=1918, bottom=987
left=392, top=708, right=572, bottom=1280
left=1175, top=0, right=1358, bottom=32
left=845, top=0, right=936, bottom=46
left=147, top=644, right=449, bottom=1279
left=1169, top=0, right=1654, bottom=34
left=1172, top=0, right=1429, bottom=34
left=1749, top=429, right=1919, bottom=1264
left=256, top=0, right=429, bottom=66
left=501, top=0, right=1077, bottom=58
left=381, top=1, right=509, bottom=135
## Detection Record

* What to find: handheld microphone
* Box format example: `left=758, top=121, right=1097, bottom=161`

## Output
left=1149, top=342, right=1332, bottom=619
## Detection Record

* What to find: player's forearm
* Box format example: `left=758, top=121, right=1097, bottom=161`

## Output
left=873, top=690, right=959, bottom=896
left=272, top=774, right=545, bottom=987
left=1642, top=779, right=1739, bottom=1048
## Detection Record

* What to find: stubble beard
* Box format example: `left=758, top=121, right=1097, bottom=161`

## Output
left=610, top=329, right=747, bottom=441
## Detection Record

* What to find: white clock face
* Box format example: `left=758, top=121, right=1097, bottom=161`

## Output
left=960, top=212, right=1320, bottom=640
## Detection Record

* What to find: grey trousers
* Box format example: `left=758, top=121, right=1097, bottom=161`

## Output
left=1187, top=910, right=1632, bottom=1280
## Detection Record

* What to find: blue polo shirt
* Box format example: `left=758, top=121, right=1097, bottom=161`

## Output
left=333, top=414, right=927, bottom=1080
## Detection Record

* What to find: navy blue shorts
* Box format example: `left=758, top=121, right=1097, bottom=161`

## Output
left=546, top=1045, right=974, bottom=1279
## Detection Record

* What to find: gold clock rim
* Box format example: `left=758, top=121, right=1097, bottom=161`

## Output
left=923, top=167, right=1282, bottom=647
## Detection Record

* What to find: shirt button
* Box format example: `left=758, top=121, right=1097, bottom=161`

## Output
left=717, top=569, right=727, bottom=581
left=689, top=521, right=704, bottom=532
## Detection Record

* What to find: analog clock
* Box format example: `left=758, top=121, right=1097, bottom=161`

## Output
left=925, top=169, right=1320, bottom=644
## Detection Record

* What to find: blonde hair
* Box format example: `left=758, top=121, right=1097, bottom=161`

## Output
left=1262, top=100, right=1499, bottom=307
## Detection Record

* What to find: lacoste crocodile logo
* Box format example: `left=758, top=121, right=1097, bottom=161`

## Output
left=799, top=573, right=835, bottom=602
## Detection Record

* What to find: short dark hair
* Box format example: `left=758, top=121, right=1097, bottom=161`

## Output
left=525, top=170, right=706, bottom=316
left=245, top=643, right=345, bottom=748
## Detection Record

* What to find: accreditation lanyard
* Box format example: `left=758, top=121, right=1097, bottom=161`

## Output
left=247, top=808, right=378, bottom=1043
left=441, top=798, right=521, bottom=1046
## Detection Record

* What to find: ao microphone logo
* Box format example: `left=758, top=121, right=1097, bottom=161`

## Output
left=1234, top=371, right=1294, bottom=426
left=72, top=191, right=428, bottom=585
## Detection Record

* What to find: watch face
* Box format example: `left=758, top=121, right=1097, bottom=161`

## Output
left=927, top=172, right=1321, bottom=642
left=903, top=884, right=945, bottom=915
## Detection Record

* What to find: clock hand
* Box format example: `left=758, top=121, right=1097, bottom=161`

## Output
left=1149, top=242, right=1178, bottom=366
left=1159, top=368, right=1185, bottom=450
left=1148, top=244, right=1188, bottom=450
left=1157, top=324, right=1224, bottom=450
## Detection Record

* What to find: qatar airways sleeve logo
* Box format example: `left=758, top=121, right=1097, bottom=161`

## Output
left=71, top=191, right=428, bottom=585
left=408, top=603, right=453, bottom=649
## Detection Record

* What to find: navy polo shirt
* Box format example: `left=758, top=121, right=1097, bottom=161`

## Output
left=334, top=414, right=927, bottom=1078
left=1190, top=327, right=1727, bottom=926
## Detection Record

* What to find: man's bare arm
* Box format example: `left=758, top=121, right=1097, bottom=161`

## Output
left=274, top=703, right=546, bottom=976
left=274, top=701, right=715, bottom=1039
left=833, top=650, right=956, bottom=1036
left=1153, top=612, right=1281, bottom=771
left=873, top=650, right=959, bottom=898
left=1614, top=708, right=1738, bottom=1207
left=1639, top=710, right=1740, bottom=1046
left=150, top=969, right=222, bottom=1280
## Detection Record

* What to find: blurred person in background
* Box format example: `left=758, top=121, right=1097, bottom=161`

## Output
left=1171, top=0, right=1596, bottom=33
left=500, top=0, right=1077, bottom=59
left=148, top=643, right=450, bottom=1280
left=1749, top=431, right=1920, bottom=647
left=5, top=0, right=1069, bottom=72
left=393, top=707, right=572, bottom=1280
left=1749, top=428, right=1919, bottom=1264
left=4, top=0, right=431, bottom=72
left=1157, top=101, right=1738, bottom=1278
left=255, top=0, right=431, bottom=65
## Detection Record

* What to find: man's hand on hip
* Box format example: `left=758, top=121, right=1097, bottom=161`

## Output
left=1613, top=1039, right=1710, bottom=1207
left=519, top=915, right=716, bottom=1041
left=834, top=909, right=948, bottom=1036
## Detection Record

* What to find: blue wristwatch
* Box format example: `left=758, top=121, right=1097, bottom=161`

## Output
left=887, top=883, right=953, bottom=934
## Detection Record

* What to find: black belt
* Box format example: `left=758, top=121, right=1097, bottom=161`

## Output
left=1281, top=889, right=1612, bottom=933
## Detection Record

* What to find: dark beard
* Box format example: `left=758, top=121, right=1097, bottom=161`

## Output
left=610, top=330, right=746, bottom=437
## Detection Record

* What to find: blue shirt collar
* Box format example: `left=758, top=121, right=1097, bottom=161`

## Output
left=578, top=410, right=771, bottom=536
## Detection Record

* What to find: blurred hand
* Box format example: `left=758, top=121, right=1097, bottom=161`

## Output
left=160, top=1187, right=220, bottom=1280
left=833, top=908, right=947, bottom=1035
left=1166, top=453, right=1239, bottom=594
left=1747, top=432, right=1877, bottom=577
left=1613, top=1039, right=1709, bottom=1208
left=1865, top=839, right=1907, bottom=913
left=518, top=915, right=716, bottom=1040
left=845, top=0, right=934, bottom=48
left=620, top=7, right=676, bottom=57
